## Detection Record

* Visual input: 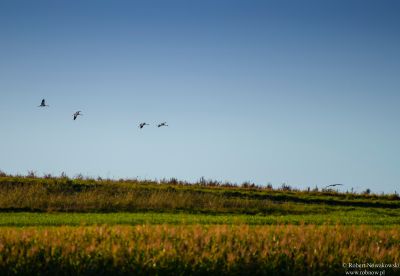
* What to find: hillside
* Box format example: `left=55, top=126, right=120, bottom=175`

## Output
left=0, top=174, right=399, bottom=225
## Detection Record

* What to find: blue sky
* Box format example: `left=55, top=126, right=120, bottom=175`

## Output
left=0, top=0, right=399, bottom=193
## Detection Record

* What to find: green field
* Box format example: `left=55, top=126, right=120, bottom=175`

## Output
left=1, top=210, right=400, bottom=227
left=0, top=174, right=399, bottom=275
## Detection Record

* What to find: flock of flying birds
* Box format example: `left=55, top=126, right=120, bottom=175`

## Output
left=38, top=99, right=168, bottom=129
left=38, top=98, right=346, bottom=190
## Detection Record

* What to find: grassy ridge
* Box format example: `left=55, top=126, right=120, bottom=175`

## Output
left=0, top=225, right=399, bottom=275
left=0, top=176, right=399, bottom=215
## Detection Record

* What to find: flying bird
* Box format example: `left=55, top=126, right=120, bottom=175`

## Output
left=73, top=111, right=83, bottom=120
left=38, top=99, right=49, bottom=107
left=157, top=122, right=168, bottom=127
left=324, top=184, right=344, bottom=189
left=139, top=122, right=149, bottom=129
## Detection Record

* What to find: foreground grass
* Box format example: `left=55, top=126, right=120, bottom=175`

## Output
left=0, top=225, right=399, bottom=275
left=1, top=210, right=400, bottom=227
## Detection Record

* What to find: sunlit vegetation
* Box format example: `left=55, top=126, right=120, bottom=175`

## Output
left=0, top=211, right=400, bottom=227
left=0, top=173, right=399, bottom=214
left=0, top=172, right=399, bottom=275
left=0, top=225, right=399, bottom=275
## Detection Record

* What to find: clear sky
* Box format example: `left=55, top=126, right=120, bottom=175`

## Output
left=0, top=0, right=399, bottom=193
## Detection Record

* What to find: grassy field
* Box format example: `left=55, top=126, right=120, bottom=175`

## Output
left=0, top=175, right=399, bottom=214
left=0, top=225, right=399, bottom=275
left=0, top=174, right=399, bottom=275
left=0, top=211, right=400, bottom=227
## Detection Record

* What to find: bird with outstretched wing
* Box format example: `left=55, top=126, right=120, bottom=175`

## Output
left=73, top=111, right=83, bottom=120
left=38, top=99, right=49, bottom=107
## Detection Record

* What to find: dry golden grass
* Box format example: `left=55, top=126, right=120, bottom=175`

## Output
left=0, top=224, right=399, bottom=275
left=1, top=176, right=399, bottom=215
left=0, top=180, right=328, bottom=214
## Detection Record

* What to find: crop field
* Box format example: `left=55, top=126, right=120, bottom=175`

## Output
left=0, top=174, right=399, bottom=275
left=1, top=225, right=399, bottom=275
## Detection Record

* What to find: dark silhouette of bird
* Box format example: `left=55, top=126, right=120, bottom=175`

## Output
left=73, top=111, right=83, bottom=120
left=38, top=99, right=49, bottom=107
left=157, top=122, right=168, bottom=127
left=139, top=122, right=149, bottom=129
left=324, top=184, right=344, bottom=189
